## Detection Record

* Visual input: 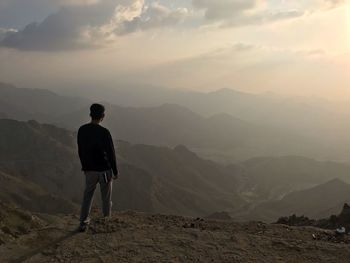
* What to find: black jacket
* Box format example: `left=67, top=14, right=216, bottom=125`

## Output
left=77, top=123, right=118, bottom=175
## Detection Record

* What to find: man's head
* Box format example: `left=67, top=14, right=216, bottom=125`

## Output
left=90, top=103, right=105, bottom=123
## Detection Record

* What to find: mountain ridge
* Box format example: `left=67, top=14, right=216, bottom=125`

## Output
left=0, top=83, right=335, bottom=163
left=1, top=118, right=350, bottom=222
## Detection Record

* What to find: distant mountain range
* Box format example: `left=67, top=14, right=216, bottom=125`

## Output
left=0, top=82, right=339, bottom=163
left=57, top=84, right=350, bottom=162
left=1, top=118, right=350, bottom=221
left=0, top=82, right=89, bottom=122
left=57, top=84, right=350, bottom=141
left=2, top=82, right=350, bottom=222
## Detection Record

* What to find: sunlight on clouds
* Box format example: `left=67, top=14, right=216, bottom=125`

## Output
left=114, top=0, right=145, bottom=21
left=0, top=0, right=350, bottom=99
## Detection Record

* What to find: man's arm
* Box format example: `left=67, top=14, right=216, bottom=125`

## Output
left=105, top=130, right=118, bottom=177
left=77, top=128, right=83, bottom=164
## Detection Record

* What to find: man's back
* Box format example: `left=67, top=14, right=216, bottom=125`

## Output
left=77, top=123, right=117, bottom=174
left=77, top=103, right=118, bottom=232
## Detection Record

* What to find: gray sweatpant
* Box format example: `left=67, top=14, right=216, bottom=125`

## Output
left=80, top=170, right=113, bottom=225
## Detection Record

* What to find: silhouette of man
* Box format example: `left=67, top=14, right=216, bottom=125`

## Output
left=77, top=103, right=118, bottom=232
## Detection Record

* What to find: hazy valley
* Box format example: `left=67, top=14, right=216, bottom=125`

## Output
left=0, top=82, right=346, bottom=163
left=1, top=83, right=350, bottom=221
left=2, top=83, right=350, bottom=262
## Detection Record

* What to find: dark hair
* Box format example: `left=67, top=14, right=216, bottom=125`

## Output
left=90, top=103, right=105, bottom=119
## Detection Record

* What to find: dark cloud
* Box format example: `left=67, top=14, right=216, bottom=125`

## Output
left=1, top=11, right=91, bottom=51
left=0, top=0, right=61, bottom=28
left=0, top=1, right=118, bottom=51
left=0, top=0, right=188, bottom=51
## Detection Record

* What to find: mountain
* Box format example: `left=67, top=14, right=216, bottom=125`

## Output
left=234, top=179, right=350, bottom=222
left=0, top=170, right=77, bottom=214
left=2, top=119, right=350, bottom=220
left=235, top=156, right=350, bottom=201
left=58, top=85, right=350, bottom=162
left=117, top=142, right=244, bottom=216
left=0, top=83, right=334, bottom=163
left=278, top=179, right=350, bottom=218
left=0, top=82, right=89, bottom=122
left=0, top=119, right=245, bottom=217
left=58, top=102, right=328, bottom=162
left=0, top=119, right=83, bottom=204
left=57, top=84, right=350, bottom=137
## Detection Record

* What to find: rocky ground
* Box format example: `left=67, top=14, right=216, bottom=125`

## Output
left=1, top=207, right=350, bottom=263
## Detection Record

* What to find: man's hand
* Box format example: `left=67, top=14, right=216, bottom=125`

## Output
left=112, top=170, right=118, bottom=180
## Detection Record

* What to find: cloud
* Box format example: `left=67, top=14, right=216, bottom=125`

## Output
left=191, top=0, right=344, bottom=27
left=0, top=0, right=346, bottom=51
left=0, top=0, right=103, bottom=29
left=0, top=6, right=112, bottom=51
left=115, top=3, right=189, bottom=35
left=130, top=42, right=340, bottom=94
left=0, top=0, right=121, bottom=51
left=192, top=0, right=257, bottom=20
left=0, top=0, right=188, bottom=51
left=192, top=0, right=306, bottom=27
left=0, top=28, right=17, bottom=42
left=223, top=9, right=305, bottom=27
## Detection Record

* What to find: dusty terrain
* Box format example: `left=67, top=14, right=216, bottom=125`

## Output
left=1, top=208, right=350, bottom=263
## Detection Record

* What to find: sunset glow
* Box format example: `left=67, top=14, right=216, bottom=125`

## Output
left=0, top=0, right=349, bottom=99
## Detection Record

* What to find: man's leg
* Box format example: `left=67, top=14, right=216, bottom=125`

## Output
left=99, top=170, right=113, bottom=218
left=80, top=171, right=99, bottom=226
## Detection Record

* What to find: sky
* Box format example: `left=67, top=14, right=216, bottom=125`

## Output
left=0, top=0, right=349, bottom=99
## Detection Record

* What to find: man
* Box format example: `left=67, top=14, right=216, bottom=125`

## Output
left=77, top=103, right=118, bottom=232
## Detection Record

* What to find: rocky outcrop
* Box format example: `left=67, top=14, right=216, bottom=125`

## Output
left=277, top=203, right=350, bottom=233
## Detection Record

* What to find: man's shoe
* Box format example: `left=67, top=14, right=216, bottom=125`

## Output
left=78, top=223, right=88, bottom=232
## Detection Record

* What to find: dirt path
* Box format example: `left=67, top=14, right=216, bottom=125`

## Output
left=9, top=230, right=80, bottom=263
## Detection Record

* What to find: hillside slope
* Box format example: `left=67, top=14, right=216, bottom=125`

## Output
left=234, top=179, right=350, bottom=222
left=0, top=119, right=245, bottom=217
left=2, top=119, right=350, bottom=219
left=0, top=170, right=77, bottom=214
left=235, top=156, right=350, bottom=201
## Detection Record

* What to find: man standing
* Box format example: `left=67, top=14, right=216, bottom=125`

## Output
left=77, top=103, right=118, bottom=232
